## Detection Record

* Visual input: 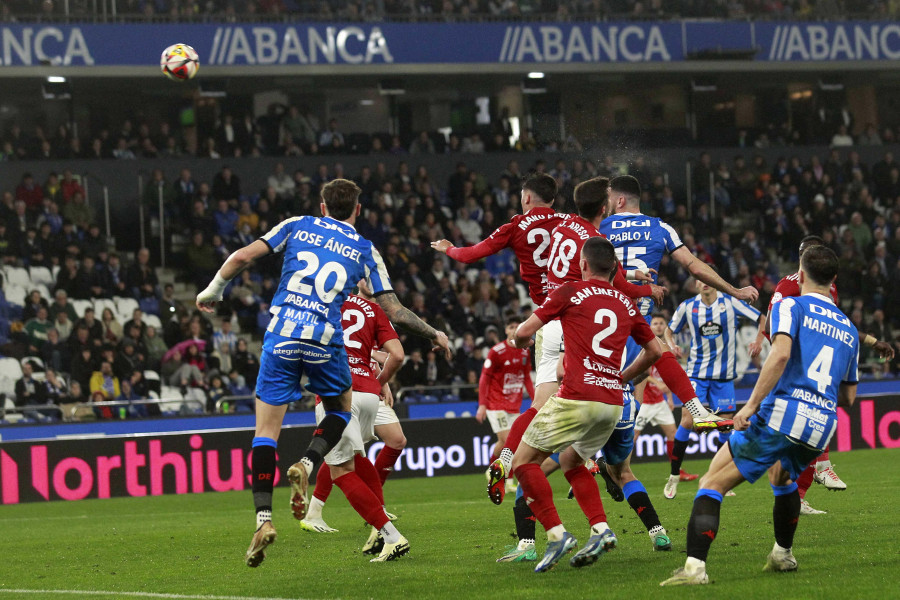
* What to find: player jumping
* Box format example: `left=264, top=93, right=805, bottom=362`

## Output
left=661, top=245, right=858, bottom=585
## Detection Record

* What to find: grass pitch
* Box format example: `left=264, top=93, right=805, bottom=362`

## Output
left=0, top=448, right=897, bottom=600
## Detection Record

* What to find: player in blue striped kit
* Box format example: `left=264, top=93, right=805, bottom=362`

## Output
left=661, top=245, right=858, bottom=586
left=196, top=179, right=449, bottom=567
left=663, top=281, right=762, bottom=498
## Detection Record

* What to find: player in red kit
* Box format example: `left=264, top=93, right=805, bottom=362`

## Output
left=477, top=316, right=535, bottom=472
left=299, top=282, right=409, bottom=562
left=512, top=236, right=662, bottom=572
left=750, top=235, right=894, bottom=514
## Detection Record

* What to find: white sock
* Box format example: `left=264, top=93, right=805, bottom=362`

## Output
left=256, top=509, right=272, bottom=530
left=773, top=542, right=791, bottom=554
left=305, top=496, right=325, bottom=520
left=299, top=457, right=314, bottom=477
left=685, top=556, right=706, bottom=573
left=648, top=525, right=665, bottom=538
left=499, top=447, right=514, bottom=471
left=590, top=522, right=609, bottom=536
left=684, top=398, right=711, bottom=419
left=517, top=538, right=535, bottom=550
left=815, top=459, right=832, bottom=471
left=379, top=521, right=401, bottom=544
left=547, top=524, right=566, bottom=542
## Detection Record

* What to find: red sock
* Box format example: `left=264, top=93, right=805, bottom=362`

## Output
left=333, top=472, right=389, bottom=530
left=312, top=463, right=333, bottom=503
left=796, top=463, right=816, bottom=499
left=515, top=462, right=562, bottom=531
left=353, top=454, right=384, bottom=506
left=374, top=445, right=404, bottom=485
left=504, top=407, right=538, bottom=455
left=817, top=449, right=829, bottom=462
left=655, top=352, right=697, bottom=405
left=666, top=440, right=676, bottom=462
left=564, top=465, right=607, bottom=527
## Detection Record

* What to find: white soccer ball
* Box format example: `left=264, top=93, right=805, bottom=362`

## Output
left=160, top=43, right=199, bottom=81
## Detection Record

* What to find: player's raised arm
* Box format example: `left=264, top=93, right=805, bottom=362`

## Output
left=374, top=291, right=451, bottom=359
left=670, top=245, right=758, bottom=303
left=196, top=239, right=271, bottom=312
left=431, top=223, right=511, bottom=263
left=857, top=329, right=895, bottom=360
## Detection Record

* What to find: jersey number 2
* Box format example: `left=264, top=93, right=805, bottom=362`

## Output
left=342, top=309, right=365, bottom=349
left=527, top=228, right=551, bottom=267
left=592, top=309, right=618, bottom=358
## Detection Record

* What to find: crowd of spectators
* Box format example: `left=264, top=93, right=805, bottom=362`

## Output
left=4, top=137, right=900, bottom=422
left=1, top=0, right=893, bottom=22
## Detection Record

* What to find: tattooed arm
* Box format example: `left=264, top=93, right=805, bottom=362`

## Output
left=375, top=292, right=452, bottom=359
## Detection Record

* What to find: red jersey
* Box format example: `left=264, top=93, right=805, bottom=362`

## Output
left=446, top=206, right=564, bottom=304
left=765, top=272, right=839, bottom=339
left=545, top=215, right=653, bottom=299
left=478, top=341, right=534, bottom=412
left=643, top=366, right=665, bottom=405
left=534, top=279, right=654, bottom=404
left=342, top=294, right=399, bottom=395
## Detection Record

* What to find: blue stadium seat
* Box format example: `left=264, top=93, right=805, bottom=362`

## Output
left=440, top=394, right=460, bottom=403
left=419, top=394, right=439, bottom=404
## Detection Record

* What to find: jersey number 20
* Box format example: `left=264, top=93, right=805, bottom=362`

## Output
left=287, top=251, right=348, bottom=303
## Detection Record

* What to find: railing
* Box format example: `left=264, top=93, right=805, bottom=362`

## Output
left=1, top=396, right=203, bottom=421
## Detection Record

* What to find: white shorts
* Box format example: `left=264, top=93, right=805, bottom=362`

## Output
left=522, top=394, right=622, bottom=459
left=634, top=401, right=676, bottom=431
left=314, top=391, right=380, bottom=466
left=535, top=319, right=563, bottom=387
left=486, top=409, right=518, bottom=433
left=375, top=400, right=400, bottom=428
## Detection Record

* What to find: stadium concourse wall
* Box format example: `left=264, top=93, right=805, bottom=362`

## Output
left=0, top=385, right=897, bottom=504
left=1, top=145, right=898, bottom=254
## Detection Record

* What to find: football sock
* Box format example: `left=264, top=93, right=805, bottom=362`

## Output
left=333, top=472, right=389, bottom=530
left=590, top=521, right=610, bottom=536
left=374, top=445, right=404, bottom=485
left=717, top=430, right=732, bottom=445
left=666, top=440, right=675, bottom=461
left=623, top=480, right=662, bottom=532
left=655, top=353, right=701, bottom=409
left=303, top=411, right=350, bottom=468
left=354, top=454, right=385, bottom=506
left=305, top=496, right=325, bottom=521
left=515, top=462, right=562, bottom=532
left=686, top=489, right=722, bottom=562
left=795, top=463, right=816, bottom=499
left=683, top=398, right=711, bottom=420
left=546, top=524, right=566, bottom=543
left=255, top=509, right=272, bottom=530
left=815, top=458, right=832, bottom=472
left=671, top=426, right=692, bottom=476
left=251, top=437, right=277, bottom=519
left=514, top=494, right=537, bottom=543
left=502, top=408, right=538, bottom=462
left=379, top=521, right=401, bottom=545
left=771, top=482, right=800, bottom=550
left=490, top=452, right=499, bottom=464
left=817, top=448, right=830, bottom=462
left=564, top=465, right=607, bottom=528
left=311, top=462, right=333, bottom=504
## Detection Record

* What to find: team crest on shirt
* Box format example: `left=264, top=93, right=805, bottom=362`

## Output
left=700, top=322, right=723, bottom=339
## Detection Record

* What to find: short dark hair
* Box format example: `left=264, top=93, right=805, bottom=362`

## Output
left=800, top=245, right=839, bottom=286
left=798, top=235, right=825, bottom=257
left=610, top=175, right=642, bottom=204
left=581, top=237, right=617, bottom=278
left=505, top=315, right=521, bottom=328
left=522, top=173, right=557, bottom=205
left=574, top=177, right=610, bottom=220
left=321, top=178, right=361, bottom=220
left=651, top=312, right=667, bottom=321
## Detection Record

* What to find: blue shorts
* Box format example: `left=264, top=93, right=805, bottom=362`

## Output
left=728, top=416, right=821, bottom=484
left=602, top=425, right=635, bottom=466
left=691, top=379, right=736, bottom=413
left=255, top=332, right=352, bottom=406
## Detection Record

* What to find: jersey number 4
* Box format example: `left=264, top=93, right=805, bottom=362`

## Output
left=286, top=251, right=348, bottom=303
left=807, top=345, right=834, bottom=394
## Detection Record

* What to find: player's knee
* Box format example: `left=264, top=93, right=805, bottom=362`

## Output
left=389, top=433, right=407, bottom=450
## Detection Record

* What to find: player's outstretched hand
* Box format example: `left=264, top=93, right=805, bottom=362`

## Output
left=873, top=340, right=895, bottom=361
left=748, top=339, right=764, bottom=359
left=430, top=239, right=453, bottom=254
left=475, top=404, right=486, bottom=424
left=633, top=268, right=657, bottom=283
left=734, top=286, right=759, bottom=303
left=650, top=284, right=668, bottom=305
left=733, top=406, right=754, bottom=431
left=433, top=330, right=452, bottom=360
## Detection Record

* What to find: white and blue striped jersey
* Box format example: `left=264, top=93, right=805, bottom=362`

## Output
left=756, top=294, right=859, bottom=451
left=669, top=292, right=761, bottom=381
left=260, top=216, right=392, bottom=346
left=598, top=212, right=684, bottom=316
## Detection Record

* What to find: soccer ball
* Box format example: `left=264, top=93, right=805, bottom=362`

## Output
left=160, top=43, right=199, bottom=81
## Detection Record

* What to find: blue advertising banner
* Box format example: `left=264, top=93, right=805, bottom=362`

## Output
left=0, top=21, right=898, bottom=68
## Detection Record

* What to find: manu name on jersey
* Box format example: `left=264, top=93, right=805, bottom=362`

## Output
left=756, top=293, right=859, bottom=451
left=261, top=216, right=392, bottom=346
left=598, top=212, right=683, bottom=316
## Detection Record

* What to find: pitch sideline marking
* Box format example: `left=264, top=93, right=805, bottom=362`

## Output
left=0, top=590, right=331, bottom=600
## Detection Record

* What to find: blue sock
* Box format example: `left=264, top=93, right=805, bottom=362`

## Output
left=717, top=430, right=731, bottom=445
left=515, top=483, right=524, bottom=502
left=622, top=479, right=646, bottom=501
left=675, top=425, right=692, bottom=443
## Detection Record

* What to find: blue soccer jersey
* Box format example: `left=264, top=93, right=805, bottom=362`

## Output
left=669, top=292, right=761, bottom=381
left=260, top=216, right=393, bottom=346
left=756, top=294, right=859, bottom=451
left=599, top=212, right=684, bottom=316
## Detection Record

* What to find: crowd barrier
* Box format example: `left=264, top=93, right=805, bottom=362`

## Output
left=0, top=394, right=897, bottom=505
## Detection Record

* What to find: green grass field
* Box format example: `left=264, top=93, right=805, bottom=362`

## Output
left=0, top=448, right=897, bottom=600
